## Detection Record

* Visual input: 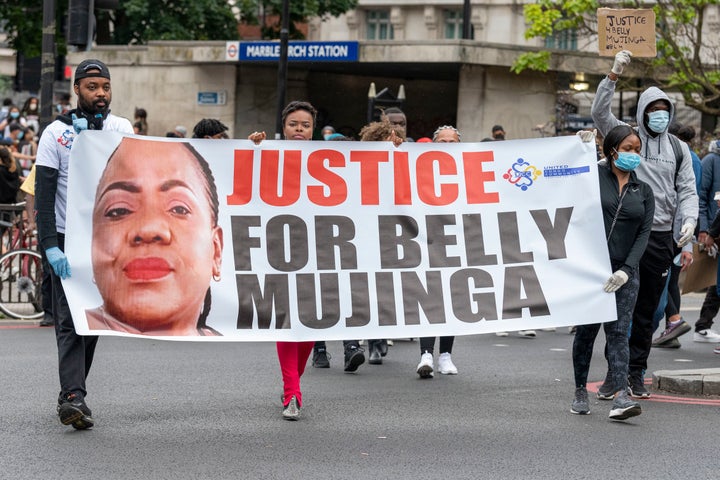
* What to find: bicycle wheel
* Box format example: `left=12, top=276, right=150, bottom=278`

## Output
left=0, top=248, right=44, bottom=319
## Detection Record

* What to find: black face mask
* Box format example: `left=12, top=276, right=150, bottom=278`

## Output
left=493, top=134, right=505, bottom=140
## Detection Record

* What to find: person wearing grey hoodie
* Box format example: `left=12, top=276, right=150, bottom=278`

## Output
left=591, top=50, right=699, bottom=399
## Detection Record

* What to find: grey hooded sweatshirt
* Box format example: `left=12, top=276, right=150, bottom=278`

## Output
left=591, top=77, right=698, bottom=232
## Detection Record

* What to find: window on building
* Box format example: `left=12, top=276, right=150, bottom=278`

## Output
left=366, top=10, right=393, bottom=40
left=545, top=29, right=578, bottom=50
left=444, top=10, right=467, bottom=39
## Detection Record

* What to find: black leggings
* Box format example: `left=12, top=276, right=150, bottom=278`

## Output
left=573, top=269, right=639, bottom=392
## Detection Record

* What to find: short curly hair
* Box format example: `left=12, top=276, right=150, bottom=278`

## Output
left=359, top=119, right=406, bottom=142
left=192, top=118, right=229, bottom=138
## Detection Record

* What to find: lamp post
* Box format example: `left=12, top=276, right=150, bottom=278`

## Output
left=366, top=82, right=376, bottom=124
left=275, top=0, right=290, bottom=139
left=366, top=83, right=406, bottom=124
left=462, top=0, right=471, bottom=39
left=40, top=0, right=56, bottom=132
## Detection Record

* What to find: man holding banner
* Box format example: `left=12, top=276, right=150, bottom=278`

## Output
left=36, top=59, right=134, bottom=430
left=591, top=50, right=698, bottom=398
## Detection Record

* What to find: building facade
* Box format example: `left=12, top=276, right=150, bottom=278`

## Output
left=52, top=0, right=715, bottom=139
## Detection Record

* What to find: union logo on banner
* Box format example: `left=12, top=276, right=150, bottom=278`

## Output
left=502, top=158, right=542, bottom=191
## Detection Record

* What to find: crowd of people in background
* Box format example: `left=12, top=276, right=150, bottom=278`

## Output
left=4, top=51, right=720, bottom=430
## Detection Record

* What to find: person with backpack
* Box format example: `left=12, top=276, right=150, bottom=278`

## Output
left=591, top=50, right=698, bottom=399
left=651, top=123, right=703, bottom=349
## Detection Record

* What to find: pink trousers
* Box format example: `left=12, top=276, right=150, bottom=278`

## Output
left=276, top=341, right=314, bottom=407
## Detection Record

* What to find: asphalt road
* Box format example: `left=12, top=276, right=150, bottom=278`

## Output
left=1, top=293, right=718, bottom=480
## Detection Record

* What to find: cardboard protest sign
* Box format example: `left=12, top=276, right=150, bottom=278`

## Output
left=679, top=243, right=718, bottom=295
left=598, top=8, right=656, bottom=57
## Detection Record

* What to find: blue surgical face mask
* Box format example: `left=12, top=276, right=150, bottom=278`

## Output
left=17, top=131, right=24, bottom=140
left=614, top=151, right=641, bottom=172
left=9, top=112, right=19, bottom=119
left=647, top=110, right=670, bottom=133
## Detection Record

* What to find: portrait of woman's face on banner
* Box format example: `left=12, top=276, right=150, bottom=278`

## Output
left=87, top=137, right=223, bottom=336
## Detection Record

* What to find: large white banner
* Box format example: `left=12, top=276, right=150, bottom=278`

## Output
left=64, top=132, right=616, bottom=340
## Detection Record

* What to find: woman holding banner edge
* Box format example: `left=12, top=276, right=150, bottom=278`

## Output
left=571, top=125, right=654, bottom=420
left=249, top=100, right=319, bottom=420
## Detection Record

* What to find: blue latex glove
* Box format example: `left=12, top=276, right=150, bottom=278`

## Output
left=71, top=113, right=88, bottom=134
left=45, top=246, right=71, bottom=279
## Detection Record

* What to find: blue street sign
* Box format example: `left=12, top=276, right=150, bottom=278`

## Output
left=237, top=41, right=359, bottom=62
left=197, top=91, right=227, bottom=105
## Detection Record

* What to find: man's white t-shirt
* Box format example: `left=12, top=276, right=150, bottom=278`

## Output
left=35, top=114, right=133, bottom=233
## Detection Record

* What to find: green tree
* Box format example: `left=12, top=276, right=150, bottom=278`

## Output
left=0, top=0, right=69, bottom=58
left=235, top=0, right=358, bottom=39
left=102, top=0, right=239, bottom=44
left=513, top=0, right=720, bottom=115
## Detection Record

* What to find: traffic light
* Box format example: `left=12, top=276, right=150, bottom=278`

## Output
left=67, top=0, right=120, bottom=50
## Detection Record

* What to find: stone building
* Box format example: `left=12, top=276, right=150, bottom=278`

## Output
left=8, top=1, right=713, bottom=139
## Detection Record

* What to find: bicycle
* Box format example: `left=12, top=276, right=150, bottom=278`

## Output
left=0, top=202, right=37, bottom=252
left=0, top=202, right=44, bottom=320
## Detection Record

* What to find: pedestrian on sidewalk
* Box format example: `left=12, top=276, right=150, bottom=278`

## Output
left=650, top=123, right=702, bottom=348
left=591, top=50, right=698, bottom=398
left=36, top=59, right=134, bottom=430
left=688, top=139, right=720, bottom=346
left=416, top=125, right=462, bottom=379
left=571, top=126, right=653, bottom=420
left=248, top=101, right=318, bottom=420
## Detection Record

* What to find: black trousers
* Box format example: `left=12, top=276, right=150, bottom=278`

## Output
left=696, top=286, right=720, bottom=332
left=313, top=340, right=362, bottom=350
left=53, top=234, right=98, bottom=397
left=629, top=231, right=674, bottom=376
left=39, top=247, right=53, bottom=322
left=419, top=336, right=454, bottom=355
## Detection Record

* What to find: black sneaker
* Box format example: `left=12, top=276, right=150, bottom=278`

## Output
left=312, top=348, right=330, bottom=368
left=652, top=319, right=691, bottom=346
left=652, top=337, right=681, bottom=349
left=596, top=372, right=615, bottom=400
left=378, top=339, right=389, bottom=357
left=38, top=316, right=54, bottom=327
left=571, top=387, right=590, bottom=415
left=57, top=392, right=94, bottom=430
left=609, top=389, right=642, bottom=420
left=368, top=342, right=382, bottom=365
left=343, top=346, right=365, bottom=372
left=628, top=374, right=651, bottom=399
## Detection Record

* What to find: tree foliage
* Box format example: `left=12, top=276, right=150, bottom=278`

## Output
left=235, top=0, right=358, bottom=39
left=103, top=0, right=239, bottom=44
left=514, top=0, right=720, bottom=115
left=0, top=0, right=69, bottom=58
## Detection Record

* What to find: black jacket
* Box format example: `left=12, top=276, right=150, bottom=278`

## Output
left=599, top=160, right=655, bottom=275
left=0, top=164, right=20, bottom=204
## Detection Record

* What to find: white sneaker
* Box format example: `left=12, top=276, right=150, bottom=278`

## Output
left=519, top=330, right=536, bottom=337
left=495, top=331, right=509, bottom=337
left=437, top=353, right=458, bottom=375
left=416, top=352, right=434, bottom=378
left=693, top=329, right=720, bottom=343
